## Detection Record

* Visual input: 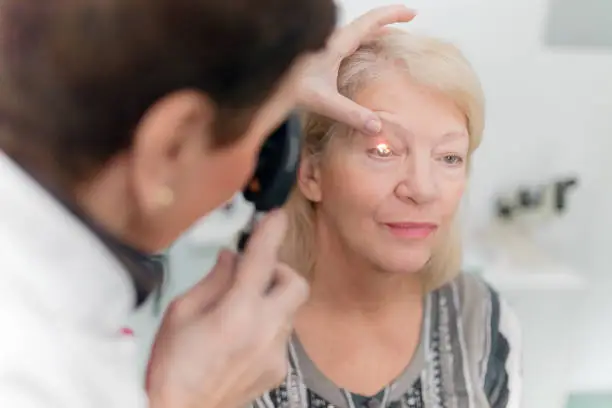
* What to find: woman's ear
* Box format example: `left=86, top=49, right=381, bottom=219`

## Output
left=297, top=153, right=322, bottom=202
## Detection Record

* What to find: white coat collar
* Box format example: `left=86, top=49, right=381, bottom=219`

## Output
left=0, top=152, right=135, bottom=331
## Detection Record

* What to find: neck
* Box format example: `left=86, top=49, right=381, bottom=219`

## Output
left=71, top=158, right=164, bottom=253
left=75, top=165, right=163, bottom=253
left=308, top=222, right=423, bottom=318
left=75, top=169, right=132, bottom=240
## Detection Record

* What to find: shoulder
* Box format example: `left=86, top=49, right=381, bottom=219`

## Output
left=432, top=273, right=522, bottom=369
left=436, top=272, right=519, bottom=331
left=445, top=271, right=494, bottom=303
left=433, top=273, right=522, bottom=406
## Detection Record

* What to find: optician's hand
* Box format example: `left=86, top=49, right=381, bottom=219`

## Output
left=296, top=4, right=416, bottom=134
left=146, top=210, right=308, bottom=408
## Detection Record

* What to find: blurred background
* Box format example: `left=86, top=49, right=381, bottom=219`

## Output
left=129, top=1, right=612, bottom=407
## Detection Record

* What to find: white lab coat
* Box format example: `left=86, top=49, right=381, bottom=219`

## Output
left=0, top=153, right=148, bottom=407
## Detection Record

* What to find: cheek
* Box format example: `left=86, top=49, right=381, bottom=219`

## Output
left=439, top=177, right=466, bottom=219
left=182, top=145, right=256, bottom=224
left=210, top=147, right=257, bottom=202
left=318, top=157, right=396, bottom=221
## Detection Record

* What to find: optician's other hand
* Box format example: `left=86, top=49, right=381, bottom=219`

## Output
left=146, top=210, right=308, bottom=408
left=296, top=4, right=416, bottom=134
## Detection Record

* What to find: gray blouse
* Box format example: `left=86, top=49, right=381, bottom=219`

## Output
left=249, top=273, right=522, bottom=408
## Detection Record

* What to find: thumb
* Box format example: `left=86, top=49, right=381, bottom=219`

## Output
left=309, top=90, right=382, bottom=134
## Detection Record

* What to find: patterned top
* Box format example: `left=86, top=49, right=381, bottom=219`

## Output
left=250, top=273, right=522, bottom=408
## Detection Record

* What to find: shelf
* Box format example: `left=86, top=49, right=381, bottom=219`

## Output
left=464, top=252, right=587, bottom=292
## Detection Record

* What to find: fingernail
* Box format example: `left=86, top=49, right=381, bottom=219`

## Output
left=365, top=118, right=382, bottom=134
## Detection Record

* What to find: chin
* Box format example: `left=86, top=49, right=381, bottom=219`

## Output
left=374, top=248, right=432, bottom=275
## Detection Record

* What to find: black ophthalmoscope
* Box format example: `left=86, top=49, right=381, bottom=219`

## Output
left=237, top=113, right=302, bottom=251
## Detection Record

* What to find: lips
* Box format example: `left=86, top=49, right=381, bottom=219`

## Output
left=383, top=222, right=438, bottom=239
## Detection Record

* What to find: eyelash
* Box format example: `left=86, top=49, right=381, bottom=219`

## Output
left=367, top=144, right=396, bottom=159
left=368, top=148, right=464, bottom=163
left=366, top=142, right=466, bottom=169
left=442, top=154, right=464, bottom=166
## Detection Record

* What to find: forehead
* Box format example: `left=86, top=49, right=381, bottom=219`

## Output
left=353, top=71, right=467, bottom=137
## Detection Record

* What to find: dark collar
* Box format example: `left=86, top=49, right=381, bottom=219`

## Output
left=67, top=209, right=166, bottom=306
left=14, top=160, right=165, bottom=307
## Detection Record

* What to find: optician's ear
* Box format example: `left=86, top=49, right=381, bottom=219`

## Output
left=129, top=90, right=215, bottom=215
left=297, top=153, right=322, bottom=203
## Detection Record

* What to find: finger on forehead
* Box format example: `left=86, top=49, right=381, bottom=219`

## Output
left=376, top=111, right=414, bottom=141
left=233, top=210, right=288, bottom=294
left=378, top=110, right=406, bottom=128
left=330, top=5, right=416, bottom=54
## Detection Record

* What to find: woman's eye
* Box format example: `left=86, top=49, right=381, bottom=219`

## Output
left=368, top=143, right=395, bottom=158
left=442, top=154, right=464, bottom=165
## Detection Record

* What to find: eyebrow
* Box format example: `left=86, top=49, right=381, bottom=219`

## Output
left=378, top=116, right=467, bottom=141
left=439, top=131, right=469, bottom=141
left=375, top=110, right=469, bottom=146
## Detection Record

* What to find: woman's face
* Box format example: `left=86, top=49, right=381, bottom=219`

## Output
left=302, top=70, right=469, bottom=274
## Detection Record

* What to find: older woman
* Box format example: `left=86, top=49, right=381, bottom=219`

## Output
left=252, top=30, right=522, bottom=408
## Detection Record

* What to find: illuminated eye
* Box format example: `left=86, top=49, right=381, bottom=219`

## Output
left=373, top=143, right=393, bottom=157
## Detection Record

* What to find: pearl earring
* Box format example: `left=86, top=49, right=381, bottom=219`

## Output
left=155, top=186, right=175, bottom=208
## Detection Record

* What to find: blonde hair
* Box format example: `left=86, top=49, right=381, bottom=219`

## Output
left=281, top=29, right=485, bottom=291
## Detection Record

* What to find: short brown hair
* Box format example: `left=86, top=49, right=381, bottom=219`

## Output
left=0, top=0, right=336, bottom=184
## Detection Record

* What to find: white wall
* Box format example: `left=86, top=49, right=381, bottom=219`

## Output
left=336, top=0, right=612, bottom=391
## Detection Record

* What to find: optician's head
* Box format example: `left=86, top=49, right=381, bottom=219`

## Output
left=283, top=29, right=484, bottom=290
left=0, top=0, right=335, bottom=252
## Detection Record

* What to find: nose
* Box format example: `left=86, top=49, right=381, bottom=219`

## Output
left=394, top=155, right=439, bottom=204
